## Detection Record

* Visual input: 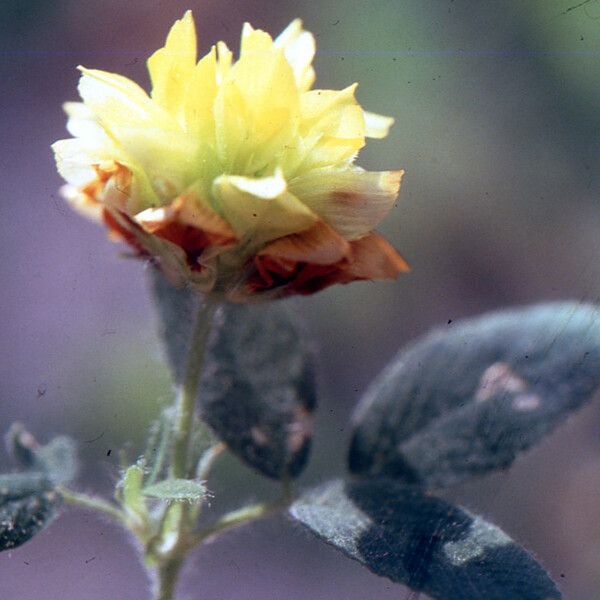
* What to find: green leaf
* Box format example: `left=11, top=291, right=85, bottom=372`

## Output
left=5, top=424, right=39, bottom=469
left=150, top=269, right=317, bottom=480
left=0, top=426, right=75, bottom=552
left=142, top=479, right=208, bottom=503
left=0, top=472, right=49, bottom=498
left=149, top=268, right=206, bottom=385
left=200, top=301, right=316, bottom=480
left=349, top=302, right=600, bottom=488
left=0, top=473, right=59, bottom=552
left=32, top=437, right=78, bottom=486
left=290, top=479, right=561, bottom=600
left=5, top=425, right=78, bottom=487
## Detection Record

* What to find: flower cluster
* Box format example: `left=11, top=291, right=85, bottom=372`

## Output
left=53, top=11, right=408, bottom=300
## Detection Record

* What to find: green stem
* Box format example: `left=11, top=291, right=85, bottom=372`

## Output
left=195, top=442, right=226, bottom=480
left=183, top=498, right=290, bottom=552
left=171, top=299, right=218, bottom=480
left=152, top=299, right=218, bottom=600
left=153, top=558, right=183, bottom=600
left=59, top=488, right=126, bottom=525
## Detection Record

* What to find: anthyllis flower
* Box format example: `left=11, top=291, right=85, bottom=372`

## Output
left=52, top=11, right=409, bottom=301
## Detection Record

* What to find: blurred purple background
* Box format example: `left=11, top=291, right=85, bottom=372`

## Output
left=2, top=1, right=600, bottom=598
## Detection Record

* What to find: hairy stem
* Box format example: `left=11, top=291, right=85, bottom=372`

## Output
left=59, top=488, right=126, bottom=525
left=153, top=299, right=217, bottom=600
left=184, top=498, right=291, bottom=552
left=171, top=300, right=218, bottom=480
left=153, top=558, right=184, bottom=600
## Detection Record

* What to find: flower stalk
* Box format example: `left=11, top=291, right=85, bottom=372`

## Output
left=151, top=299, right=217, bottom=599
left=154, top=558, right=184, bottom=600
left=171, top=299, right=218, bottom=480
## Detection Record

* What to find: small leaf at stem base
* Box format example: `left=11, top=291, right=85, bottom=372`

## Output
left=143, top=479, right=208, bottom=503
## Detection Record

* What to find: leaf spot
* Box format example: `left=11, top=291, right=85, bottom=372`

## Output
left=443, top=516, right=511, bottom=566
left=512, top=394, right=541, bottom=412
left=250, top=427, right=269, bottom=447
left=475, top=362, right=527, bottom=403
left=286, top=406, right=313, bottom=454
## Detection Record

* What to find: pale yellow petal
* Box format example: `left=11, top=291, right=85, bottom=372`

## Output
left=212, top=170, right=317, bottom=248
left=300, top=85, right=363, bottom=137
left=294, top=85, right=366, bottom=169
left=63, top=102, right=108, bottom=139
left=184, top=46, right=218, bottom=141
left=52, top=136, right=161, bottom=215
left=78, top=67, right=174, bottom=129
left=215, top=32, right=299, bottom=174
left=213, top=80, right=251, bottom=172
left=289, top=167, right=403, bottom=239
left=274, top=19, right=316, bottom=91
left=220, top=171, right=287, bottom=198
left=363, top=111, right=394, bottom=139
left=60, top=184, right=104, bottom=221
left=240, top=23, right=274, bottom=55
left=52, top=138, right=113, bottom=186
left=216, top=41, right=233, bottom=83
left=78, top=67, right=199, bottom=199
left=147, top=10, right=197, bottom=119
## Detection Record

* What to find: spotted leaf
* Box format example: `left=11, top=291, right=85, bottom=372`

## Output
left=200, top=301, right=316, bottom=479
left=290, top=479, right=561, bottom=600
left=0, top=473, right=60, bottom=552
left=349, top=302, right=600, bottom=488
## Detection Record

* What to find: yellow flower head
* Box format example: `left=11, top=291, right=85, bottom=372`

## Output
left=53, top=11, right=408, bottom=301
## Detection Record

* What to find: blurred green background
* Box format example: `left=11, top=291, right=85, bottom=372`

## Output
left=1, top=1, right=600, bottom=598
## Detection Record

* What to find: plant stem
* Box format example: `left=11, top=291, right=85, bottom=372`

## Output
left=59, top=487, right=126, bottom=525
left=171, top=299, right=218, bottom=480
left=184, top=498, right=290, bottom=552
left=154, top=558, right=183, bottom=600
left=153, top=299, right=217, bottom=600
left=195, top=442, right=226, bottom=480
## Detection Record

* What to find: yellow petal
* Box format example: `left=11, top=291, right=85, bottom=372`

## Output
left=78, top=67, right=175, bottom=130
left=306, top=103, right=365, bottom=167
left=184, top=46, right=218, bottom=141
left=78, top=67, right=199, bottom=199
left=52, top=138, right=112, bottom=186
left=60, top=184, right=104, bottom=221
left=300, top=86, right=364, bottom=139
left=147, top=10, right=197, bottom=120
left=294, top=85, right=366, bottom=170
left=274, top=19, right=316, bottom=91
left=289, top=167, right=403, bottom=239
left=363, top=111, right=394, bottom=139
left=213, top=80, right=250, bottom=172
left=240, top=23, right=274, bottom=55
left=64, top=102, right=108, bottom=139
left=52, top=136, right=160, bottom=215
left=215, top=31, right=299, bottom=174
left=216, top=41, right=233, bottom=83
left=212, top=170, right=317, bottom=248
